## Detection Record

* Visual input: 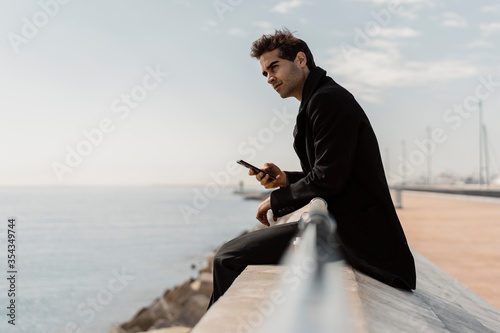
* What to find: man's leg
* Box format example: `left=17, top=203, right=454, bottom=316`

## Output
left=208, top=222, right=298, bottom=308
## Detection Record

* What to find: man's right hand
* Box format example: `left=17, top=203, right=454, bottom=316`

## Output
left=249, top=163, right=288, bottom=189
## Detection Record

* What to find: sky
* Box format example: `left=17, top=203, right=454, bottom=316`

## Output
left=1, top=0, right=499, bottom=186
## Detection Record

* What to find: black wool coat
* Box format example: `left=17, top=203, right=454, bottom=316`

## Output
left=270, top=66, right=416, bottom=290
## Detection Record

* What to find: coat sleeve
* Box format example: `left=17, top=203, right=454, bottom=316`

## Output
left=271, top=93, right=360, bottom=217
left=284, top=171, right=306, bottom=184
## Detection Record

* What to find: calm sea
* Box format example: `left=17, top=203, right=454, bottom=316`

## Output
left=0, top=186, right=259, bottom=333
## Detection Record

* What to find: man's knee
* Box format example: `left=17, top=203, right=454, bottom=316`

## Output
left=213, top=242, right=233, bottom=269
left=213, top=238, right=249, bottom=272
left=213, top=249, right=225, bottom=270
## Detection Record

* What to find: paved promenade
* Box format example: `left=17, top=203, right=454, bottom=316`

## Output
left=395, top=191, right=500, bottom=310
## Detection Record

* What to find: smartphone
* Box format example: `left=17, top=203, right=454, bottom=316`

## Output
left=237, top=160, right=276, bottom=181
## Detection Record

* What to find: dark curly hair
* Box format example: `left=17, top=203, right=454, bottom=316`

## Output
left=250, top=28, right=316, bottom=71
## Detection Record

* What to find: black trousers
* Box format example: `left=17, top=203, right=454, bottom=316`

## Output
left=208, top=222, right=299, bottom=308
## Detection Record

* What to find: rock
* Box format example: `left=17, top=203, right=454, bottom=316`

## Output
left=121, top=297, right=175, bottom=332
left=176, top=294, right=210, bottom=327
left=190, top=279, right=200, bottom=291
left=190, top=272, right=212, bottom=297
left=109, top=327, right=128, bottom=333
left=163, top=279, right=196, bottom=306
left=148, top=318, right=170, bottom=330
left=198, top=272, right=213, bottom=297
left=143, top=327, right=191, bottom=333
left=198, top=264, right=211, bottom=274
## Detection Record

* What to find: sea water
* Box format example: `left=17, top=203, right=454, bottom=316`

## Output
left=0, top=186, right=259, bottom=333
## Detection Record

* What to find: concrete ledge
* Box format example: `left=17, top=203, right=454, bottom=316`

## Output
left=191, top=265, right=287, bottom=333
left=352, top=251, right=500, bottom=332
left=192, top=251, right=500, bottom=333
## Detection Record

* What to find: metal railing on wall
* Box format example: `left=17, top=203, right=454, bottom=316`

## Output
left=258, top=198, right=355, bottom=333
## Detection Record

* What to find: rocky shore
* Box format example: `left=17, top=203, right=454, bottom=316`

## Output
left=110, top=191, right=295, bottom=333
left=109, top=250, right=216, bottom=333
left=110, top=226, right=270, bottom=333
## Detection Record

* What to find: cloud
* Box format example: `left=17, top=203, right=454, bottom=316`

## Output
left=356, top=0, right=434, bottom=6
left=271, top=0, right=304, bottom=13
left=463, top=40, right=494, bottom=49
left=251, top=21, right=273, bottom=30
left=200, top=20, right=219, bottom=33
left=331, top=30, right=350, bottom=37
left=227, top=28, right=249, bottom=37
left=325, top=40, right=478, bottom=103
left=173, top=0, right=193, bottom=7
left=399, top=11, right=418, bottom=20
left=480, top=4, right=500, bottom=13
left=441, top=12, right=468, bottom=28
left=479, top=23, right=500, bottom=36
left=378, top=27, right=420, bottom=38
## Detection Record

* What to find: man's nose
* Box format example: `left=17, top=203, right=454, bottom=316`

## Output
left=267, top=74, right=275, bottom=84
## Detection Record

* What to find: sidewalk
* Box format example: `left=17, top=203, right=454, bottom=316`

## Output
left=395, top=191, right=500, bottom=310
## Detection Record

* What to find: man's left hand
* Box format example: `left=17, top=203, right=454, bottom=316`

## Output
left=256, top=197, right=277, bottom=226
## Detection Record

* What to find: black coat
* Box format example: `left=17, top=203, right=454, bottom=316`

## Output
left=270, top=66, right=416, bottom=289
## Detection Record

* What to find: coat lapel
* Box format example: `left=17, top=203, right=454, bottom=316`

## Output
left=293, top=67, right=328, bottom=168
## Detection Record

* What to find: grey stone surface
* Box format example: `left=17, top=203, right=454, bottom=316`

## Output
left=192, top=252, right=500, bottom=333
left=191, top=266, right=286, bottom=333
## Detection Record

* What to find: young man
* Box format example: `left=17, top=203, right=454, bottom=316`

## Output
left=208, top=29, right=416, bottom=308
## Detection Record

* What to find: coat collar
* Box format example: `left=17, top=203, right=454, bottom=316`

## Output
left=299, top=66, right=327, bottom=112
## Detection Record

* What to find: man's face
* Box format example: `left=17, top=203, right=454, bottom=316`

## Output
left=259, top=49, right=305, bottom=100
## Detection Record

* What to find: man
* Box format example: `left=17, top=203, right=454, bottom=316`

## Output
left=208, top=29, right=416, bottom=308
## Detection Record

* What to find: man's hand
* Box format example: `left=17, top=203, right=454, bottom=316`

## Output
left=256, top=196, right=277, bottom=226
left=249, top=163, right=288, bottom=189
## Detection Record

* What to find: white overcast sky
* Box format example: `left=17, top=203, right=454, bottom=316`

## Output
left=1, top=0, right=499, bottom=186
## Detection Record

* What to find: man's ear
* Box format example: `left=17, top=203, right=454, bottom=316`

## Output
left=295, top=51, right=307, bottom=68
